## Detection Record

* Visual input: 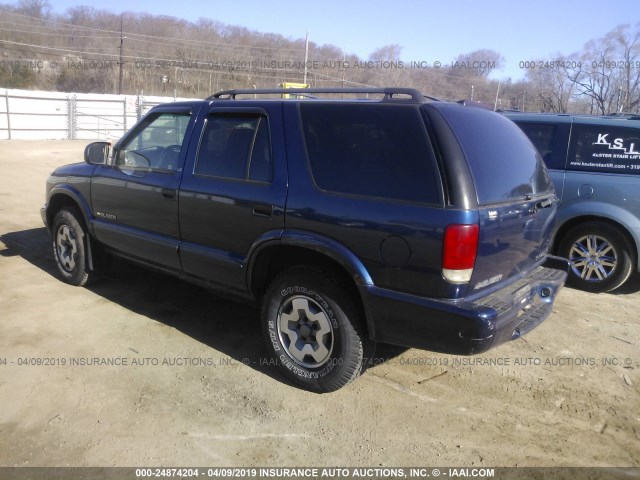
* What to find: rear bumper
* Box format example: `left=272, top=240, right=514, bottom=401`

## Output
left=361, top=256, right=569, bottom=355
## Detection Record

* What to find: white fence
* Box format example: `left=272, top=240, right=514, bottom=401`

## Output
left=0, top=88, right=198, bottom=140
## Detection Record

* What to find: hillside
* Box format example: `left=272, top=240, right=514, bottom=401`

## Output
left=0, top=1, right=638, bottom=113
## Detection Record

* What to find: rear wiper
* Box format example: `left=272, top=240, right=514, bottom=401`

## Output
left=523, top=194, right=556, bottom=212
left=535, top=197, right=555, bottom=210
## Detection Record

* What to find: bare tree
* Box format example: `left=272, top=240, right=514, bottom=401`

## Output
left=453, top=49, right=504, bottom=78
left=526, top=56, right=577, bottom=113
left=5, top=0, right=639, bottom=112
left=18, top=0, right=50, bottom=18
left=569, top=39, right=616, bottom=114
left=610, top=23, right=640, bottom=112
left=368, top=44, right=402, bottom=61
left=568, top=24, right=640, bottom=114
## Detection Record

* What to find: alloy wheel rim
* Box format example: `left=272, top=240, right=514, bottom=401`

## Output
left=56, top=224, right=78, bottom=272
left=277, top=295, right=334, bottom=368
left=569, top=234, right=617, bottom=282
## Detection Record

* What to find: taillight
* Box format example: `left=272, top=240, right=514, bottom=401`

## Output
left=442, top=224, right=479, bottom=283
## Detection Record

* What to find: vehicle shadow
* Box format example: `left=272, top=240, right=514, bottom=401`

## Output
left=613, top=272, right=640, bottom=295
left=5, top=228, right=635, bottom=386
left=0, top=227, right=298, bottom=388
left=1, top=228, right=415, bottom=387
left=0, top=227, right=60, bottom=277
left=563, top=275, right=640, bottom=295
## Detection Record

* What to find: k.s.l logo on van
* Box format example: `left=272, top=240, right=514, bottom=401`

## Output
left=593, top=133, right=640, bottom=156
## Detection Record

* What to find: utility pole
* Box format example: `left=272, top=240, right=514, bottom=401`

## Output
left=342, top=50, right=346, bottom=88
left=617, top=87, right=623, bottom=113
left=118, top=14, right=126, bottom=95
left=303, top=31, right=309, bottom=85
left=493, top=80, right=501, bottom=111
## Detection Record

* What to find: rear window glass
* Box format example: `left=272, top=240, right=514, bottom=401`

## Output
left=300, top=104, right=440, bottom=204
left=439, top=106, right=553, bottom=205
left=567, top=124, right=640, bottom=174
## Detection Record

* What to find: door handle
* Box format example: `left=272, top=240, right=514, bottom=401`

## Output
left=252, top=203, right=273, bottom=217
left=162, top=188, right=176, bottom=199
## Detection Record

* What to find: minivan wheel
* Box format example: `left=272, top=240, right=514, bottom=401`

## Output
left=261, top=266, right=371, bottom=393
left=558, top=222, right=633, bottom=293
left=51, top=207, right=93, bottom=287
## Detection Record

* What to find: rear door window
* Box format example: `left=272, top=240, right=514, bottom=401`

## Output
left=195, top=114, right=273, bottom=182
left=300, top=104, right=441, bottom=204
left=567, top=124, right=640, bottom=174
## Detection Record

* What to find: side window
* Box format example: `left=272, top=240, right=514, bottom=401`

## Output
left=115, top=112, right=190, bottom=172
left=300, top=104, right=440, bottom=204
left=568, top=125, right=640, bottom=174
left=195, top=114, right=273, bottom=182
left=516, top=123, right=563, bottom=169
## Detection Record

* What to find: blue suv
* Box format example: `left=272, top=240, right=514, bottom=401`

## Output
left=42, top=88, right=568, bottom=392
left=507, top=112, right=640, bottom=293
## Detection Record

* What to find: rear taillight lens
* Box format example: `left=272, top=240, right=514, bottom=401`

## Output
left=442, top=224, right=479, bottom=283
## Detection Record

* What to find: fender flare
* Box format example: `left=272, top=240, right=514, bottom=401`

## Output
left=46, top=185, right=95, bottom=234
left=246, top=229, right=374, bottom=289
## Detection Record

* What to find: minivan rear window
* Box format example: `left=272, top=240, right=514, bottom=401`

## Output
left=437, top=106, right=553, bottom=205
left=514, top=122, right=568, bottom=170
left=567, top=124, right=640, bottom=174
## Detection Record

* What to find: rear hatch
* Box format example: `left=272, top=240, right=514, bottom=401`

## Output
left=424, top=103, right=557, bottom=295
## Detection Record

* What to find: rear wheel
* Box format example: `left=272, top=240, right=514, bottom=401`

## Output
left=558, top=222, right=634, bottom=293
left=261, top=266, right=372, bottom=393
left=52, top=207, right=94, bottom=287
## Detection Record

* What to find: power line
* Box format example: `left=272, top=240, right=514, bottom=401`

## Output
left=0, top=6, right=521, bottom=99
left=0, top=26, right=119, bottom=39
left=0, top=9, right=308, bottom=54
left=0, top=9, right=372, bottom=72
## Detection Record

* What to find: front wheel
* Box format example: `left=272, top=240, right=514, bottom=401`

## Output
left=51, top=207, right=94, bottom=287
left=558, top=222, right=634, bottom=293
left=261, top=266, right=372, bottom=393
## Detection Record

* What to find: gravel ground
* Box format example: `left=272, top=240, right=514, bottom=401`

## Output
left=0, top=140, right=638, bottom=471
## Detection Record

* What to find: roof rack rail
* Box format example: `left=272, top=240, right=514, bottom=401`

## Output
left=207, top=87, right=435, bottom=102
left=606, top=112, right=640, bottom=120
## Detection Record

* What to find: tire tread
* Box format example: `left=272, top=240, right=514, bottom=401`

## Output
left=261, top=265, right=373, bottom=393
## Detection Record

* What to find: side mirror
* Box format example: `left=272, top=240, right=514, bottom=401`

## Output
left=84, top=142, right=110, bottom=165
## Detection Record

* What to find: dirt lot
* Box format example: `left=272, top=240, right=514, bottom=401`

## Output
left=0, top=140, right=639, bottom=469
